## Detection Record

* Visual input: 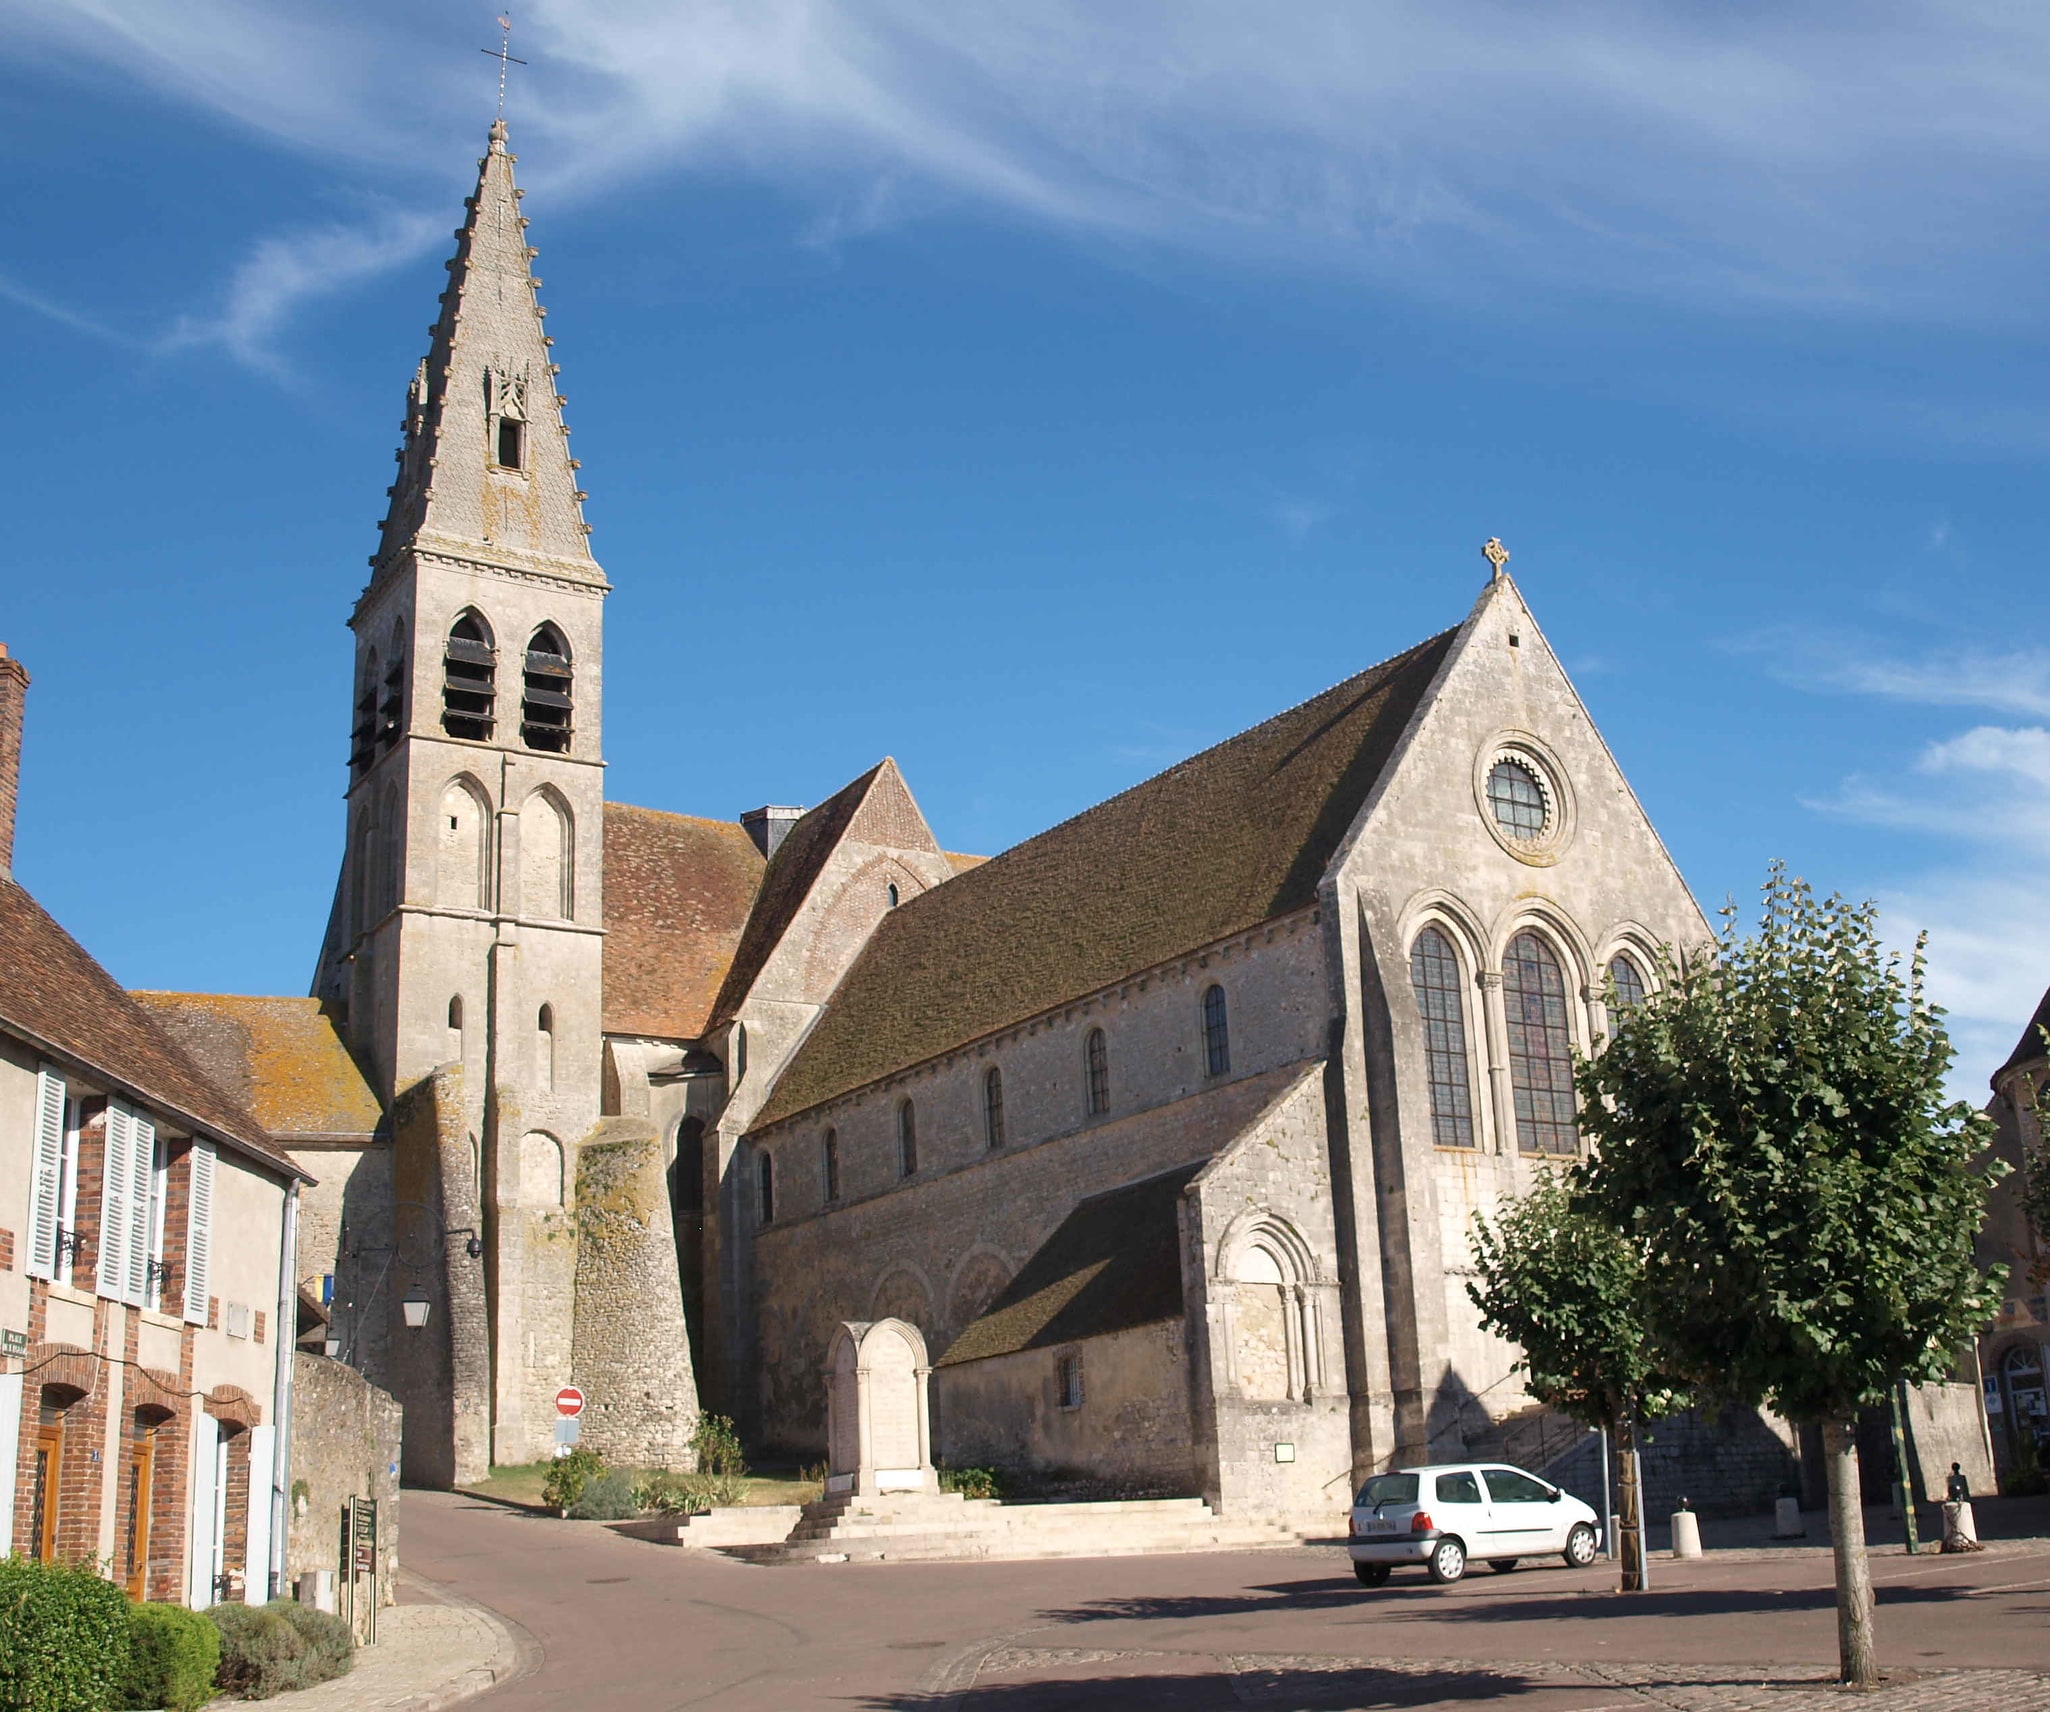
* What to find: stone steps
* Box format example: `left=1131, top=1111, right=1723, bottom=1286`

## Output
left=739, top=1492, right=1311, bottom=1565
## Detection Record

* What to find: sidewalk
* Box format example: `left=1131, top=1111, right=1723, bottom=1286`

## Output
left=1636, top=1491, right=2050, bottom=1557
left=261, top=1571, right=535, bottom=1712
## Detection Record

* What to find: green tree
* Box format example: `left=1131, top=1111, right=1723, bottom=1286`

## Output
left=1468, top=1168, right=1688, bottom=1591
left=1578, top=865, right=2007, bottom=1686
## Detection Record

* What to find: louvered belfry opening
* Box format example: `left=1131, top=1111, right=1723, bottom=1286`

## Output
left=349, top=651, right=380, bottom=776
left=379, top=649, right=406, bottom=748
left=442, top=612, right=497, bottom=740
left=520, top=624, right=573, bottom=753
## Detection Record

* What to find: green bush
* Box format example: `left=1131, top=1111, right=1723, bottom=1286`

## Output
left=692, top=1414, right=748, bottom=1480
left=938, top=1464, right=1003, bottom=1501
left=209, top=1604, right=302, bottom=1700
left=633, top=1468, right=744, bottom=1514
left=541, top=1445, right=605, bottom=1511
left=0, top=1556, right=131, bottom=1712
left=120, top=1601, right=222, bottom=1711
left=567, top=1472, right=641, bottom=1520
left=271, top=1599, right=353, bottom=1685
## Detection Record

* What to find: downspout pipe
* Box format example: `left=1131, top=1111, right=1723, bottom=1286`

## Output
left=270, top=1181, right=300, bottom=1601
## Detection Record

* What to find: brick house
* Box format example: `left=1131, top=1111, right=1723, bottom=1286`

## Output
left=0, top=644, right=311, bottom=1603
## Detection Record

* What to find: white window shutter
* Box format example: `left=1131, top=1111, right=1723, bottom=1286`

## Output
left=97, top=1102, right=133, bottom=1300
left=125, top=1113, right=157, bottom=1307
left=183, top=1141, right=215, bottom=1325
left=27, top=1067, right=65, bottom=1279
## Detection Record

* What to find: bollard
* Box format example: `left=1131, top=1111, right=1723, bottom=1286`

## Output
left=1772, top=1495, right=1805, bottom=1539
left=1670, top=1509, right=1703, bottom=1559
left=1941, top=1500, right=1984, bottom=1553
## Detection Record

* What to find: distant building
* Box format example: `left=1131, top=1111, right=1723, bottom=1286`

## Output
left=1982, top=985, right=2049, bottom=1479
left=0, top=645, right=310, bottom=1603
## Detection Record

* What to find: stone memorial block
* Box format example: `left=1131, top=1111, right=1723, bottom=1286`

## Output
left=824, top=1319, right=937, bottom=1497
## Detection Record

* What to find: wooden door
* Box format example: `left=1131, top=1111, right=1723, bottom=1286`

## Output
left=124, top=1429, right=156, bottom=1598
left=29, top=1423, right=61, bottom=1562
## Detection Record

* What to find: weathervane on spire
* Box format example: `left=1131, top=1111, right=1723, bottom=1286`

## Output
left=481, top=14, right=527, bottom=120
left=1482, top=537, right=1510, bottom=580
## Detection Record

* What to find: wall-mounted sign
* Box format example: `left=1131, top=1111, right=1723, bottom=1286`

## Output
left=1, top=1328, right=26, bottom=1358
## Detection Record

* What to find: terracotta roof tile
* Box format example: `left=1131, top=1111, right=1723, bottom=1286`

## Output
left=936, top=1164, right=1200, bottom=1365
left=131, top=994, right=381, bottom=1140
left=0, top=877, right=304, bottom=1179
left=754, top=632, right=1453, bottom=1129
left=603, top=804, right=764, bottom=1040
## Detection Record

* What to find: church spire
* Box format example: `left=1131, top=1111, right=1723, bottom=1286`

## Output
left=370, top=120, right=602, bottom=592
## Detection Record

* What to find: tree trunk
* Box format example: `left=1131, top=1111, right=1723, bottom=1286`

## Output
left=1822, top=1415, right=1879, bottom=1687
left=1618, top=1416, right=1648, bottom=1592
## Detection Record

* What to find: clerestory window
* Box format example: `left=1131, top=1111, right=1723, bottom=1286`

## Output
left=521, top=624, right=573, bottom=753
left=1202, top=985, right=1230, bottom=1079
left=897, top=1100, right=918, bottom=1178
left=983, top=1067, right=1006, bottom=1150
left=1084, top=1028, right=1110, bottom=1117
left=442, top=612, right=497, bottom=741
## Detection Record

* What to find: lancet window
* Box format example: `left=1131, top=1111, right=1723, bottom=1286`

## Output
left=1409, top=926, right=1476, bottom=1148
left=521, top=624, right=573, bottom=753
left=442, top=612, right=497, bottom=741
left=1504, top=930, right=1579, bottom=1155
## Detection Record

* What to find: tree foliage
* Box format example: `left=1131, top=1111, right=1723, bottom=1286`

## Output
left=1576, top=866, right=2006, bottom=1424
left=1467, top=1169, right=1688, bottom=1429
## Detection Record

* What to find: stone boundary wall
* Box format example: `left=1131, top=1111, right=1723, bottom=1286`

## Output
left=286, top=1351, right=400, bottom=1602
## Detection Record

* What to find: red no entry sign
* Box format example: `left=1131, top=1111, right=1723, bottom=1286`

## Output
left=555, top=1386, right=585, bottom=1418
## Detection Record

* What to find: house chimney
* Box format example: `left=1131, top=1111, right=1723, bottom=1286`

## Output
left=740, top=805, right=805, bottom=860
left=0, top=644, right=27, bottom=881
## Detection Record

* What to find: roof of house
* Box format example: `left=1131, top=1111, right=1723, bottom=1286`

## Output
left=753, top=630, right=1455, bottom=1129
left=709, top=758, right=939, bottom=1027
left=937, top=1163, right=1202, bottom=1366
left=2001, top=983, right=2050, bottom=1077
left=0, top=877, right=305, bottom=1180
left=602, top=804, right=765, bottom=1041
left=130, top=994, right=381, bottom=1141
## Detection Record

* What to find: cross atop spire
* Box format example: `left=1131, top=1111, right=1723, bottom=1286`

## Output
left=482, top=14, right=526, bottom=121
left=365, top=121, right=603, bottom=601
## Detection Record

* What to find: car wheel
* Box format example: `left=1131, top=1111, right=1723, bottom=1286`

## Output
left=1489, top=1558, right=1520, bottom=1573
left=1426, top=1538, right=1466, bottom=1584
left=1353, top=1562, right=1391, bottom=1587
left=1564, top=1523, right=1598, bottom=1568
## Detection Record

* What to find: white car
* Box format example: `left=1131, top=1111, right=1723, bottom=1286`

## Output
left=1346, top=1462, right=1601, bottom=1585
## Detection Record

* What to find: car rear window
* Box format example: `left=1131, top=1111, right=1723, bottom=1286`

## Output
left=1433, top=1470, right=1483, bottom=1505
left=1355, top=1473, right=1419, bottom=1507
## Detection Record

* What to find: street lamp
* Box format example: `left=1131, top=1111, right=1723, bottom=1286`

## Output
left=401, top=1288, right=432, bottom=1330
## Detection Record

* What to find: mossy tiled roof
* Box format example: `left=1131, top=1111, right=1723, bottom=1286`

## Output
left=937, top=1164, right=1201, bottom=1365
left=754, top=631, right=1453, bottom=1130
left=131, top=993, right=381, bottom=1140
left=602, top=804, right=765, bottom=1041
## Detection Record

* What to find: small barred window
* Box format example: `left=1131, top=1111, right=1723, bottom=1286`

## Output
left=1084, top=1029, right=1110, bottom=1117
left=1486, top=759, right=1548, bottom=842
left=897, top=1100, right=918, bottom=1178
left=983, top=1067, right=1006, bottom=1150
left=1202, top=985, right=1230, bottom=1079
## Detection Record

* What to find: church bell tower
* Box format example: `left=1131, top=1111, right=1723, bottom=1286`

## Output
left=315, top=119, right=608, bottom=1469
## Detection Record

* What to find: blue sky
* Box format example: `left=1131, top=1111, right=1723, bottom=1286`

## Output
left=2, top=1, right=2045, bottom=1086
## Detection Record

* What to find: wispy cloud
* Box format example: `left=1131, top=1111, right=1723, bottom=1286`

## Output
left=1753, top=632, right=2050, bottom=719
left=16, top=1, right=2050, bottom=370
left=160, top=210, right=445, bottom=377
left=1814, top=719, right=2050, bottom=1088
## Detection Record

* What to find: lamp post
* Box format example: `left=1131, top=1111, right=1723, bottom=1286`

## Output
left=330, top=1200, right=483, bottom=1361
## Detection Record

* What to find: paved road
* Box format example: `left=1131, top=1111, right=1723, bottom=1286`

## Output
left=404, top=1490, right=2050, bottom=1710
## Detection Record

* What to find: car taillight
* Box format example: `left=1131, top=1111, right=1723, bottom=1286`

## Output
left=1411, top=1510, right=1434, bottom=1534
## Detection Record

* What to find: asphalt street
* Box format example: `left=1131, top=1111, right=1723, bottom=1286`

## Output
left=403, top=1489, right=2050, bottom=1710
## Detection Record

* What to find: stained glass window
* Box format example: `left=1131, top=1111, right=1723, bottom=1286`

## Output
left=1505, top=930, right=1578, bottom=1155
left=1409, top=927, right=1476, bottom=1148
left=1608, top=954, right=1647, bottom=1013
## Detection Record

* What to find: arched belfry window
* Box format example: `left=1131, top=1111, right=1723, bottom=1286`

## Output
left=521, top=624, right=573, bottom=753
left=1202, top=985, right=1230, bottom=1079
left=1504, top=930, right=1579, bottom=1155
left=1084, top=1028, right=1110, bottom=1117
left=380, top=620, right=406, bottom=754
left=442, top=612, right=497, bottom=741
left=1409, top=926, right=1476, bottom=1149
left=350, top=649, right=380, bottom=776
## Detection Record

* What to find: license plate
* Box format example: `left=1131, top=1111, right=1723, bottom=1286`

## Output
left=1363, top=1518, right=1398, bottom=1534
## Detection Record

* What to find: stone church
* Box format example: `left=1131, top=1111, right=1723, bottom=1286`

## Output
left=146, top=121, right=1729, bottom=1517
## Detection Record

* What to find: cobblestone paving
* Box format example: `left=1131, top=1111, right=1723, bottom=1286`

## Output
left=267, top=1581, right=528, bottom=1712
left=966, top=1645, right=2050, bottom=1709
